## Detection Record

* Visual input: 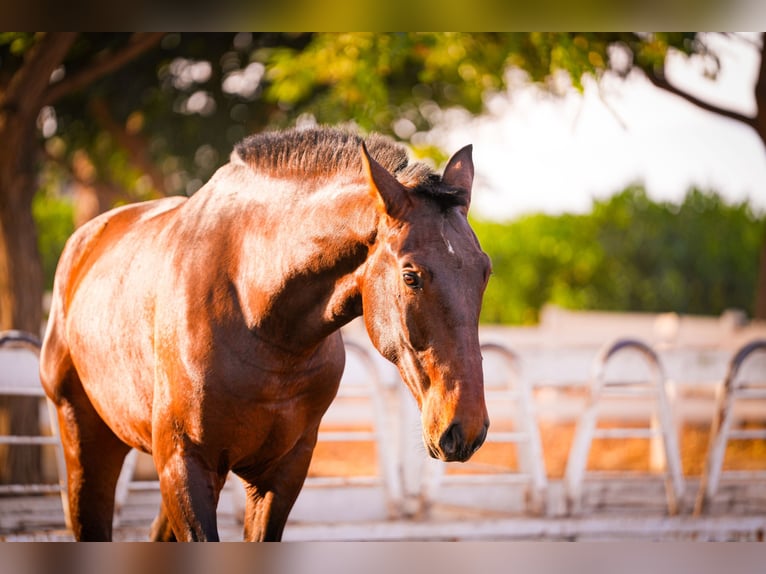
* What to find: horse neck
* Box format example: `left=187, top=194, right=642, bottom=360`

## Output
left=233, top=174, right=379, bottom=351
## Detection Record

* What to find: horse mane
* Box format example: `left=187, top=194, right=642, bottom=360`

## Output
left=233, top=127, right=465, bottom=209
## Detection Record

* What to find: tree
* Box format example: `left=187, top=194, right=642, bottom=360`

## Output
left=501, top=32, right=766, bottom=318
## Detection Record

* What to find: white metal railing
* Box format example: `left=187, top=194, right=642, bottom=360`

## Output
left=694, top=339, right=766, bottom=515
left=564, top=338, right=686, bottom=516
left=421, top=342, right=548, bottom=516
left=6, top=326, right=766, bottom=536
left=0, top=331, right=70, bottom=526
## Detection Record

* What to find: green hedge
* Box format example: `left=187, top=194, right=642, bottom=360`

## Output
left=472, top=187, right=765, bottom=324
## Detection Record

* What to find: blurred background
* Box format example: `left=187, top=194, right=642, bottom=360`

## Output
left=1, top=33, right=766, bottom=535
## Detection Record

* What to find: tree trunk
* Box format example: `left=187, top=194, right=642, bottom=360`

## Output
left=753, top=34, right=766, bottom=320
left=0, top=123, right=47, bottom=486
left=757, top=239, right=766, bottom=320
left=0, top=32, right=77, bottom=485
left=0, top=132, right=44, bottom=334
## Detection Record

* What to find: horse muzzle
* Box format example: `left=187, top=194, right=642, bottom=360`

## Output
left=425, top=418, right=489, bottom=462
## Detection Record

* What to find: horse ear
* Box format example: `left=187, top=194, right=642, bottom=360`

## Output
left=442, top=144, right=474, bottom=210
left=361, top=142, right=410, bottom=218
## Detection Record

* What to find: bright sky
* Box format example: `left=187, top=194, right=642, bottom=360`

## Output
left=433, top=34, right=766, bottom=221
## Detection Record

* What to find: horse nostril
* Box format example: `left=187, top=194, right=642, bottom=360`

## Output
left=471, top=421, right=489, bottom=455
left=439, top=422, right=464, bottom=460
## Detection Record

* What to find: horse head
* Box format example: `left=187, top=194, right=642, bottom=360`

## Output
left=359, top=143, right=491, bottom=462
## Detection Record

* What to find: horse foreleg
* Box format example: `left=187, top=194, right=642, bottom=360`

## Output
left=153, top=449, right=226, bottom=541
left=149, top=501, right=177, bottom=541
left=238, top=437, right=316, bottom=541
left=55, top=394, right=131, bottom=541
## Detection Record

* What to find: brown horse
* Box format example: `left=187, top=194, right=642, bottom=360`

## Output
left=40, top=127, right=491, bottom=541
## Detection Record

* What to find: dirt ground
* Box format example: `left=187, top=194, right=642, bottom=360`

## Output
left=308, top=421, right=766, bottom=479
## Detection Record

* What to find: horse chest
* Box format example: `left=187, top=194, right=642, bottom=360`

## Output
left=157, top=339, right=344, bottom=460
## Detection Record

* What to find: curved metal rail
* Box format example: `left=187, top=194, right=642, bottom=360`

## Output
left=694, top=339, right=766, bottom=515
left=0, top=330, right=70, bottom=525
left=422, top=342, right=548, bottom=516
left=564, top=338, right=685, bottom=515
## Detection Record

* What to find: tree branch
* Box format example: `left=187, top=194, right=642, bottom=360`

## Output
left=44, top=33, right=165, bottom=105
left=721, top=32, right=763, bottom=51
left=1, top=33, right=78, bottom=119
left=642, top=61, right=759, bottom=131
left=753, top=34, right=766, bottom=108
left=88, top=96, right=168, bottom=196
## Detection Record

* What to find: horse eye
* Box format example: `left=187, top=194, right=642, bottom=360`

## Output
left=402, top=271, right=422, bottom=289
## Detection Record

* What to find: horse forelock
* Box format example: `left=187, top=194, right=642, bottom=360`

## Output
left=232, top=127, right=464, bottom=209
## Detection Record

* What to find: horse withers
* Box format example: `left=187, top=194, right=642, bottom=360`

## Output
left=40, top=127, right=491, bottom=541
